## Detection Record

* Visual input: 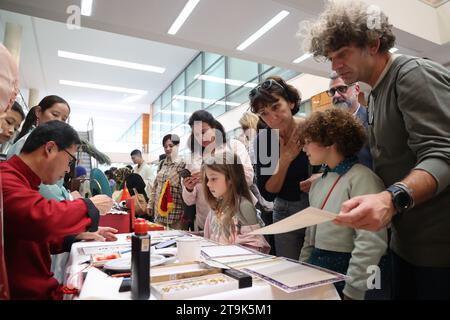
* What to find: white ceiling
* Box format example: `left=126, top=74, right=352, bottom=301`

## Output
left=0, top=0, right=449, bottom=145
left=0, top=7, right=199, bottom=142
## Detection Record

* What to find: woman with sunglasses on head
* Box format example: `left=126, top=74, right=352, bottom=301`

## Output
left=182, top=110, right=254, bottom=232
left=249, top=76, right=312, bottom=260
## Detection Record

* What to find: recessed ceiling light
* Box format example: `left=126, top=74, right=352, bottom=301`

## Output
left=194, top=74, right=257, bottom=88
left=58, top=50, right=165, bottom=73
left=168, top=0, right=201, bottom=35
left=60, top=80, right=148, bottom=95
left=121, top=94, right=146, bottom=104
left=81, top=0, right=93, bottom=16
left=173, top=95, right=240, bottom=107
left=293, top=52, right=313, bottom=64
left=389, top=47, right=399, bottom=53
left=70, top=99, right=136, bottom=111
left=237, top=10, right=290, bottom=51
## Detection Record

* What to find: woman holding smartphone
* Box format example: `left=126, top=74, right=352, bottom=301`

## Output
left=182, top=110, right=254, bottom=232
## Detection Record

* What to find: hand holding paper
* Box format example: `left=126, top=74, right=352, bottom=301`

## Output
left=249, top=207, right=337, bottom=235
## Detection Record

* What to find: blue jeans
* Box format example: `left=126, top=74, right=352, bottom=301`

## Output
left=273, top=194, right=309, bottom=260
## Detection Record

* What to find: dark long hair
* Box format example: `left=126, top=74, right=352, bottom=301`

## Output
left=187, top=110, right=226, bottom=153
left=14, top=95, right=70, bottom=143
left=11, top=102, right=25, bottom=121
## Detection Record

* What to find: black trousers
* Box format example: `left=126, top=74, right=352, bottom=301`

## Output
left=391, top=251, right=450, bottom=299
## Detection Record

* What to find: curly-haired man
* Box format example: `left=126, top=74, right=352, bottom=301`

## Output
left=304, top=0, right=450, bottom=299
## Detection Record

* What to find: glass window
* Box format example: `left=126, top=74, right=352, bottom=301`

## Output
left=226, top=86, right=249, bottom=109
left=204, top=57, right=225, bottom=106
left=151, top=113, right=161, bottom=145
left=153, top=96, right=162, bottom=115
left=162, top=87, right=172, bottom=109
left=261, top=64, right=272, bottom=73
left=228, top=57, right=258, bottom=83
left=206, top=103, right=226, bottom=118
left=173, top=71, right=185, bottom=96
left=261, top=67, right=299, bottom=81
left=204, top=52, right=221, bottom=72
left=185, top=80, right=202, bottom=118
left=171, top=125, right=185, bottom=138
left=186, top=54, right=202, bottom=86
left=161, top=108, right=171, bottom=133
left=171, top=99, right=185, bottom=128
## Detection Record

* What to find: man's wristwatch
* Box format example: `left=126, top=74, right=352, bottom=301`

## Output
left=386, top=183, right=414, bottom=214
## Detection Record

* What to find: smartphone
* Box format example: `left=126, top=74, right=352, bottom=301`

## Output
left=179, top=168, right=192, bottom=178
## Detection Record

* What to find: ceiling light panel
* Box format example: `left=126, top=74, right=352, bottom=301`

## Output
left=58, top=50, right=165, bottom=73
left=237, top=10, right=290, bottom=51
left=168, top=0, right=201, bottom=35
left=81, top=0, right=93, bottom=16
left=292, top=53, right=313, bottom=64
left=60, top=80, right=148, bottom=95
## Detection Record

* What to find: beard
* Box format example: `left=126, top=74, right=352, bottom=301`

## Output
left=332, top=97, right=353, bottom=110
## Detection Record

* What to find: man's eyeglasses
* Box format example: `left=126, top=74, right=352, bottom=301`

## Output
left=63, top=149, right=77, bottom=167
left=326, top=85, right=349, bottom=97
left=249, top=79, right=285, bottom=98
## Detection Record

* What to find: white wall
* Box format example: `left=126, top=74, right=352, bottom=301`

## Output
left=437, top=2, right=450, bottom=44
left=362, top=0, right=446, bottom=45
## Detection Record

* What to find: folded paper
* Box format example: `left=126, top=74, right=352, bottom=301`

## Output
left=249, top=207, right=337, bottom=235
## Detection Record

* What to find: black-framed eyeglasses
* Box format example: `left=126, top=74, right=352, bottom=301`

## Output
left=249, top=79, right=285, bottom=98
left=63, top=149, right=77, bottom=167
left=327, top=85, right=349, bottom=97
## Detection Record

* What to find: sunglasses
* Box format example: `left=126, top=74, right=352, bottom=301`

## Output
left=326, top=85, right=350, bottom=97
left=249, top=79, right=285, bottom=98
left=63, top=149, right=77, bottom=167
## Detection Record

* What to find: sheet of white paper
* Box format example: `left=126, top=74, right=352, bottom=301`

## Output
left=201, top=245, right=256, bottom=258
left=242, top=259, right=346, bottom=293
left=249, top=207, right=337, bottom=235
left=78, top=267, right=123, bottom=300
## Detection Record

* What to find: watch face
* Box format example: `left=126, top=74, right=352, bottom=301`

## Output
left=395, top=190, right=410, bottom=210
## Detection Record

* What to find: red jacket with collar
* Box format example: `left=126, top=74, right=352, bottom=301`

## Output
left=1, top=155, right=99, bottom=299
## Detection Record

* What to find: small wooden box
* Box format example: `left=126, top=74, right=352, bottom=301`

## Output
left=150, top=262, right=222, bottom=283
left=151, top=273, right=238, bottom=300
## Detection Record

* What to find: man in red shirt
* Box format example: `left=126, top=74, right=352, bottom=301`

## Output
left=1, top=120, right=113, bottom=299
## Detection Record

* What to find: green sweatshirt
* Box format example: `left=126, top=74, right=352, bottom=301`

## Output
left=300, top=164, right=388, bottom=300
left=368, top=55, right=450, bottom=267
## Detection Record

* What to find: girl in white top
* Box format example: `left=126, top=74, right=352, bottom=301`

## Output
left=182, top=110, right=254, bottom=231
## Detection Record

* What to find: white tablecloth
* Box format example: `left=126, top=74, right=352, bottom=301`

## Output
left=64, top=233, right=340, bottom=300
